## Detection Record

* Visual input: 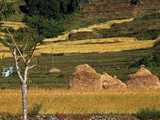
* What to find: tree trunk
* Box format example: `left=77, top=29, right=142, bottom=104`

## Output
left=21, top=82, right=28, bottom=120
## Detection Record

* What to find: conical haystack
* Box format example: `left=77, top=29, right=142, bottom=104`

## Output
left=127, top=65, right=160, bottom=89
left=70, top=64, right=102, bottom=90
left=100, top=73, right=127, bottom=90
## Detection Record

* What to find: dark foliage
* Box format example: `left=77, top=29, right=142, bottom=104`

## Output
left=130, top=0, right=142, bottom=5
left=21, top=0, right=80, bottom=18
left=20, top=0, right=80, bottom=38
left=0, top=1, right=15, bottom=20
left=24, top=15, right=65, bottom=38
left=130, top=41, right=160, bottom=68
left=136, top=108, right=160, bottom=120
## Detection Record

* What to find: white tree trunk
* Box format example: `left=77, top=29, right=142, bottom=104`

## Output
left=13, top=49, right=29, bottom=120
left=21, top=82, right=28, bottom=120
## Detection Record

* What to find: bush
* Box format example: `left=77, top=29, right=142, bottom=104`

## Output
left=129, top=54, right=157, bottom=68
left=136, top=108, right=160, bottom=120
left=21, top=0, right=80, bottom=38
left=153, top=41, right=160, bottom=64
left=0, top=2, right=15, bottom=20
left=29, top=103, right=42, bottom=116
left=141, top=29, right=160, bottom=40
left=22, top=0, right=80, bottom=18
left=24, top=16, right=65, bottom=38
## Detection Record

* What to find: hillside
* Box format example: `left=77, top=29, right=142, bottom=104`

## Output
left=81, top=0, right=160, bottom=20
left=0, top=0, right=160, bottom=88
left=1, top=0, right=160, bottom=118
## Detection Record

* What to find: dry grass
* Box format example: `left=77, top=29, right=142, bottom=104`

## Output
left=37, top=38, right=155, bottom=54
left=88, top=18, right=134, bottom=30
left=0, top=89, right=160, bottom=114
left=0, top=43, right=11, bottom=58
left=0, top=36, right=154, bottom=58
left=0, top=37, right=154, bottom=58
left=0, top=21, right=26, bottom=30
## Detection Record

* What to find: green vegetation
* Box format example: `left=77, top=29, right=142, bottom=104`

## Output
left=0, top=1, right=15, bottom=20
left=130, top=38, right=160, bottom=68
left=98, top=11, right=160, bottom=40
left=0, top=0, right=81, bottom=38
left=24, top=16, right=65, bottom=38
left=22, top=0, right=79, bottom=18
left=0, top=47, right=159, bottom=89
left=136, top=108, right=160, bottom=120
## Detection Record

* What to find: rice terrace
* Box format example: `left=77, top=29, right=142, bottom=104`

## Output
left=0, top=0, right=160, bottom=119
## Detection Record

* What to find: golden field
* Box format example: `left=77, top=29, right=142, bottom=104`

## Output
left=0, top=38, right=155, bottom=58
left=1, top=89, right=160, bottom=114
left=37, top=38, right=155, bottom=54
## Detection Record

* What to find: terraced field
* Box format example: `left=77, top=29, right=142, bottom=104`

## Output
left=0, top=14, right=158, bottom=89
left=0, top=47, right=157, bottom=89
left=0, top=0, right=160, bottom=117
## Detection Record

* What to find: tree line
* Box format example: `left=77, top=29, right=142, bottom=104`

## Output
left=21, top=0, right=80, bottom=18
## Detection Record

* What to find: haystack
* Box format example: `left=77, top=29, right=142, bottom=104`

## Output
left=70, top=64, right=102, bottom=90
left=127, top=65, right=160, bottom=89
left=100, top=73, right=127, bottom=90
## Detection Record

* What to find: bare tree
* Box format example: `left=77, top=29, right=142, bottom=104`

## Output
left=0, top=1, right=42, bottom=119
left=1, top=28, right=41, bottom=120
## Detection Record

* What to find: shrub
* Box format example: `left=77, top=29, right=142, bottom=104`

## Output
left=153, top=41, right=160, bottom=64
left=130, top=55, right=155, bottom=67
left=22, top=0, right=80, bottom=18
left=0, top=2, right=15, bottom=20
left=29, top=103, right=42, bottom=116
left=136, top=108, right=160, bottom=120
left=21, top=0, right=80, bottom=38
left=24, top=16, right=65, bottom=38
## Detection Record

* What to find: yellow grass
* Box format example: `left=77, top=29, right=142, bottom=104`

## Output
left=88, top=18, right=134, bottom=30
left=0, top=37, right=155, bottom=58
left=0, top=43, right=11, bottom=58
left=37, top=37, right=155, bottom=54
left=0, top=21, right=26, bottom=30
left=0, top=89, right=160, bottom=114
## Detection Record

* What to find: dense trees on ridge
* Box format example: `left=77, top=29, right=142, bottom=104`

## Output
left=21, top=0, right=80, bottom=18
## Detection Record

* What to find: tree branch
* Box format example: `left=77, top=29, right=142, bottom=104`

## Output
left=13, top=48, right=24, bottom=82
left=26, top=42, right=37, bottom=65
left=7, top=29, right=26, bottom=63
